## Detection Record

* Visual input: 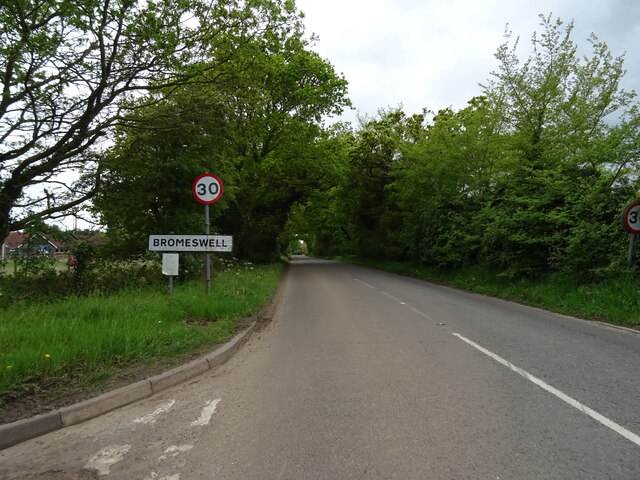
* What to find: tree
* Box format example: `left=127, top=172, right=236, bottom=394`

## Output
left=293, top=109, right=434, bottom=260
left=479, top=15, right=640, bottom=276
left=93, top=15, right=350, bottom=260
left=92, top=88, right=236, bottom=257
left=335, top=111, right=400, bottom=257
left=0, top=0, right=302, bottom=241
left=215, top=29, right=350, bottom=260
left=390, top=98, right=503, bottom=267
left=278, top=123, right=353, bottom=256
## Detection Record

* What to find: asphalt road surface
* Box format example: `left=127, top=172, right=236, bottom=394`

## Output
left=2, top=256, right=640, bottom=479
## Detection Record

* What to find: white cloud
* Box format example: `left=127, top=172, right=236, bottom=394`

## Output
left=296, top=0, right=640, bottom=123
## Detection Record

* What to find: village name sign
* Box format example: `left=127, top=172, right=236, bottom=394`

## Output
left=148, top=234, right=232, bottom=252
left=149, top=173, right=232, bottom=294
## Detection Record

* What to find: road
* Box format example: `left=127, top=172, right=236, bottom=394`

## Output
left=2, top=256, right=640, bottom=479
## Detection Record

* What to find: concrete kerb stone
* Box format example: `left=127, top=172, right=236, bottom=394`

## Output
left=205, top=327, right=253, bottom=369
left=149, top=358, right=210, bottom=393
left=60, top=379, right=154, bottom=426
left=0, top=411, right=63, bottom=450
left=0, top=323, right=258, bottom=451
left=1, top=263, right=289, bottom=450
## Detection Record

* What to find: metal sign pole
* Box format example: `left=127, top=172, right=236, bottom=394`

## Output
left=191, top=173, right=223, bottom=294
left=205, top=204, right=211, bottom=293
left=622, top=201, right=640, bottom=270
left=627, top=233, right=637, bottom=270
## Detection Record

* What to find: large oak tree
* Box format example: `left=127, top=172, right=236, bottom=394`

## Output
left=92, top=8, right=350, bottom=260
left=0, top=0, right=300, bottom=240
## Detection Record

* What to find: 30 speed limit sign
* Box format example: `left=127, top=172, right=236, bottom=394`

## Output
left=622, top=201, right=640, bottom=234
left=192, top=173, right=224, bottom=204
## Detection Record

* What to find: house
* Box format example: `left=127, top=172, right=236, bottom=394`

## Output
left=2, top=232, right=26, bottom=261
left=1, top=231, right=78, bottom=261
left=2, top=231, right=106, bottom=262
left=1, top=232, right=66, bottom=261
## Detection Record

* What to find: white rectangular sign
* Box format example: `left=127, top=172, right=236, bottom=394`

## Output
left=149, top=235, right=233, bottom=252
left=162, top=253, right=179, bottom=275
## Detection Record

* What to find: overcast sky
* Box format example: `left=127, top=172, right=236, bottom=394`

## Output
left=295, top=0, right=640, bottom=124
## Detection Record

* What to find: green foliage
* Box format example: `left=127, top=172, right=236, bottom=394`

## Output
left=8, top=9, right=639, bottom=282
left=476, top=15, right=639, bottom=276
left=0, top=0, right=318, bottom=242
left=93, top=90, right=236, bottom=257
left=332, top=109, right=422, bottom=258
left=0, top=263, right=282, bottom=401
left=277, top=122, right=353, bottom=256
left=390, top=99, right=500, bottom=267
left=93, top=7, right=350, bottom=261
left=70, top=242, right=97, bottom=295
left=298, top=15, right=640, bottom=280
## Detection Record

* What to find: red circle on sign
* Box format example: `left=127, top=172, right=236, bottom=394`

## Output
left=192, top=174, right=224, bottom=205
left=623, top=201, right=640, bottom=233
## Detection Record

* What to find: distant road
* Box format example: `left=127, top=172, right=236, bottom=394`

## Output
left=2, top=256, right=640, bottom=479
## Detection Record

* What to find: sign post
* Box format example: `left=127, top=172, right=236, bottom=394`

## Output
left=622, top=201, right=640, bottom=269
left=148, top=175, right=229, bottom=295
left=192, top=174, right=224, bottom=293
left=162, top=253, right=179, bottom=296
left=149, top=236, right=233, bottom=295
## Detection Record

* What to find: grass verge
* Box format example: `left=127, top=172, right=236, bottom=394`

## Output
left=329, top=256, right=640, bottom=329
left=0, top=263, right=282, bottom=404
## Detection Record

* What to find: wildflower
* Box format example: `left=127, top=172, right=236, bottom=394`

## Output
left=6, top=365, right=12, bottom=369
left=44, top=354, right=51, bottom=358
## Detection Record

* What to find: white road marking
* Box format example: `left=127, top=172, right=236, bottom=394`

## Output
left=158, top=445, right=193, bottom=461
left=144, top=472, right=180, bottom=480
left=133, top=400, right=176, bottom=424
left=354, top=278, right=435, bottom=322
left=355, top=277, right=640, bottom=448
left=84, top=444, right=131, bottom=476
left=453, top=332, right=640, bottom=449
left=191, top=399, right=221, bottom=426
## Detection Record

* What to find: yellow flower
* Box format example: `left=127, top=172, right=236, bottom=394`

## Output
left=6, top=365, right=12, bottom=369
left=44, top=354, right=51, bottom=358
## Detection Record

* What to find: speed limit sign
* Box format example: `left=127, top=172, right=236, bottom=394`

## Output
left=192, top=174, right=223, bottom=204
left=622, top=201, right=640, bottom=234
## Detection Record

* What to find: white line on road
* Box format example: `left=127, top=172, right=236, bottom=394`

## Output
left=353, top=277, right=640, bottom=448
left=84, top=444, right=131, bottom=476
left=133, top=399, right=176, bottom=424
left=158, top=445, right=194, bottom=461
left=144, top=472, right=180, bottom=480
left=191, top=399, right=221, bottom=426
left=354, top=278, right=435, bottom=322
left=452, top=332, right=640, bottom=449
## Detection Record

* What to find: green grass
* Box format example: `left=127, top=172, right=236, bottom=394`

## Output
left=329, top=256, right=640, bottom=329
left=0, top=259, right=69, bottom=274
left=0, top=263, right=282, bottom=400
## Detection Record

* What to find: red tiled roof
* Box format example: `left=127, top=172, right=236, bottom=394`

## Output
left=3, top=231, right=106, bottom=250
left=3, top=232, right=26, bottom=249
left=3, top=232, right=57, bottom=250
